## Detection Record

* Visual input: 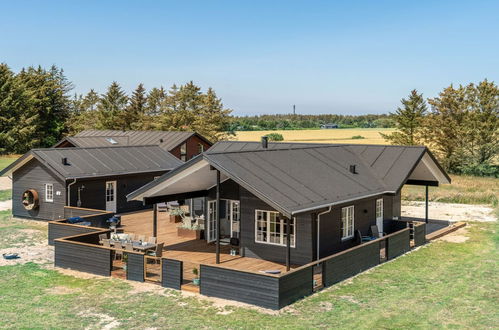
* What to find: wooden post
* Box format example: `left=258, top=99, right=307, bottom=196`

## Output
left=286, top=217, right=291, bottom=271
left=425, top=185, right=429, bottom=224
left=153, top=203, right=158, bottom=238
left=216, top=170, right=221, bottom=264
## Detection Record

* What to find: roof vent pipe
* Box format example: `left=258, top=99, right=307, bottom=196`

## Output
left=349, top=165, right=357, bottom=174
left=62, top=157, right=69, bottom=166
left=261, top=136, right=268, bottom=149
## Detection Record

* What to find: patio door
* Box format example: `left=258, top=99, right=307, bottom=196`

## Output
left=376, top=198, right=383, bottom=236
left=207, top=200, right=217, bottom=242
left=229, top=200, right=240, bottom=238
left=105, top=181, right=117, bottom=212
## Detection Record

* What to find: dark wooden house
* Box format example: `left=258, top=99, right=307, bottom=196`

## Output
left=128, top=141, right=451, bottom=266
left=54, top=130, right=212, bottom=161
left=0, top=145, right=182, bottom=220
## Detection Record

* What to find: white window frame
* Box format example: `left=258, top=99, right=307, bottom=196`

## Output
left=341, top=205, right=354, bottom=240
left=254, top=209, right=295, bottom=248
left=180, top=143, right=187, bottom=161
left=45, top=183, right=54, bottom=203
left=376, top=198, right=383, bottom=219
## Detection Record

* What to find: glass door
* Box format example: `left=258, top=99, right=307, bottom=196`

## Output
left=229, top=200, right=240, bottom=238
left=207, top=200, right=217, bottom=242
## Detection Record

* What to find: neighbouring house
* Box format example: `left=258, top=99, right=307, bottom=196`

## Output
left=320, top=123, right=339, bottom=129
left=0, top=145, right=182, bottom=220
left=128, top=140, right=450, bottom=265
left=53, top=130, right=213, bottom=161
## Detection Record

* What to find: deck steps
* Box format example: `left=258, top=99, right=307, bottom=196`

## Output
left=181, top=283, right=200, bottom=293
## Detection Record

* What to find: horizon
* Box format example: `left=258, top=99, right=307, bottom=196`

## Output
left=1, top=0, right=498, bottom=116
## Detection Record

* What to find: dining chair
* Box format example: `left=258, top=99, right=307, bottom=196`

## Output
left=148, top=237, right=157, bottom=244
left=147, top=243, right=164, bottom=264
left=124, top=242, right=134, bottom=251
left=102, top=239, right=111, bottom=247
left=98, top=233, right=107, bottom=242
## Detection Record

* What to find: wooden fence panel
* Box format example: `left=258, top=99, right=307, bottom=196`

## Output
left=54, top=240, right=111, bottom=276
left=278, top=266, right=314, bottom=308
left=48, top=223, right=99, bottom=245
left=200, top=265, right=280, bottom=310
left=323, top=240, right=380, bottom=287
left=127, top=253, right=144, bottom=282
left=386, top=228, right=410, bottom=260
left=413, top=223, right=426, bottom=247
left=162, top=259, right=183, bottom=290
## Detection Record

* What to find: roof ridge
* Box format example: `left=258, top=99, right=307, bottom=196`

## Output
left=33, top=145, right=162, bottom=151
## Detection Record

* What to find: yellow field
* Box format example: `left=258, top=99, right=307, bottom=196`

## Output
left=233, top=128, right=395, bottom=144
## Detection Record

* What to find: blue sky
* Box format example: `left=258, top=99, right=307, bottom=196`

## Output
left=1, top=0, right=498, bottom=115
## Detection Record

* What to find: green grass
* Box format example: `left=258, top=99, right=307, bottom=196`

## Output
left=0, top=156, right=18, bottom=171
left=0, top=210, right=47, bottom=249
left=0, top=210, right=497, bottom=328
left=0, top=189, right=12, bottom=201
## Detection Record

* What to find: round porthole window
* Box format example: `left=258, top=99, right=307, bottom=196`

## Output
left=22, top=189, right=39, bottom=210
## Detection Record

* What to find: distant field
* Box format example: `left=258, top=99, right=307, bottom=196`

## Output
left=0, top=156, right=18, bottom=171
left=233, top=128, right=395, bottom=144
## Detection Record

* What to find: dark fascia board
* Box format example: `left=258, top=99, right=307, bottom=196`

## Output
left=126, top=154, right=205, bottom=201
left=143, top=190, right=208, bottom=205
left=405, top=179, right=439, bottom=187
left=168, top=132, right=213, bottom=151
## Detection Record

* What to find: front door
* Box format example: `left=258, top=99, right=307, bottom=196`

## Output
left=207, top=200, right=217, bottom=242
left=376, top=198, right=383, bottom=236
left=105, top=181, right=117, bottom=212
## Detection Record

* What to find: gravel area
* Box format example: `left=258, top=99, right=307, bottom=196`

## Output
left=402, top=201, right=496, bottom=222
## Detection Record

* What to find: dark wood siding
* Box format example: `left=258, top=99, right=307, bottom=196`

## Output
left=63, top=207, right=110, bottom=218
left=54, top=240, right=111, bottom=276
left=126, top=253, right=145, bottom=282
left=322, top=240, right=380, bottom=286
left=200, top=265, right=280, bottom=310
left=162, top=259, right=183, bottom=290
left=240, top=187, right=314, bottom=265
left=68, top=171, right=166, bottom=213
left=278, top=266, right=314, bottom=308
left=170, top=135, right=212, bottom=161
left=386, top=228, right=410, bottom=260
left=414, top=223, right=426, bottom=247
left=49, top=223, right=100, bottom=245
left=12, top=158, right=66, bottom=220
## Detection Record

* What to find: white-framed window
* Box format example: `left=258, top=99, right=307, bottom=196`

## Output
left=255, top=210, right=295, bottom=247
left=198, top=143, right=204, bottom=154
left=180, top=143, right=187, bottom=161
left=45, top=183, right=54, bottom=203
left=341, top=206, right=354, bottom=240
left=376, top=198, right=383, bottom=219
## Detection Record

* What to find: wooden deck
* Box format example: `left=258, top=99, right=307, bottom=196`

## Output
left=120, top=209, right=294, bottom=281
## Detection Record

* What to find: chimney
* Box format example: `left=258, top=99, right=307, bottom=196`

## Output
left=62, top=157, right=69, bottom=166
left=349, top=165, right=357, bottom=174
left=261, top=136, right=268, bottom=149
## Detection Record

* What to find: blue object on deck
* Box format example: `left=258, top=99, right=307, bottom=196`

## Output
left=67, top=216, right=83, bottom=224
left=3, top=253, right=20, bottom=260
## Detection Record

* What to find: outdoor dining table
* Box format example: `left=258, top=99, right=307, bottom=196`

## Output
left=101, top=239, right=156, bottom=252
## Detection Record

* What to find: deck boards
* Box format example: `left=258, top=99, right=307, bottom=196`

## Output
left=120, top=209, right=294, bottom=279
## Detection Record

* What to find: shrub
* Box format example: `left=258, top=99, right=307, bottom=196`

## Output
left=266, top=133, right=284, bottom=141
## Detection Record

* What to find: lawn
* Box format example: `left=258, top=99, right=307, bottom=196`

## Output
left=0, top=189, right=12, bottom=202
left=233, top=128, right=395, bottom=144
left=0, top=155, right=19, bottom=171
left=0, top=211, right=497, bottom=328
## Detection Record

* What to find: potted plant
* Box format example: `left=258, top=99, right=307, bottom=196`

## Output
left=177, top=218, right=203, bottom=239
left=192, top=267, right=200, bottom=286
left=169, top=208, right=184, bottom=223
left=122, top=253, right=128, bottom=272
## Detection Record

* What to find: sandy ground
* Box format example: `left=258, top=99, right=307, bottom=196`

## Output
left=402, top=201, right=496, bottom=222
left=0, top=177, right=11, bottom=190
left=0, top=200, right=12, bottom=211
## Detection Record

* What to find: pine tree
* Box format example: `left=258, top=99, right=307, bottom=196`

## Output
left=193, top=88, right=232, bottom=141
left=82, top=89, right=99, bottom=111
left=425, top=85, right=468, bottom=172
left=380, top=90, right=427, bottom=145
left=121, top=83, right=147, bottom=130
left=97, top=81, right=128, bottom=129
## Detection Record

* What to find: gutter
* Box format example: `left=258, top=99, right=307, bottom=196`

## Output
left=67, top=178, right=77, bottom=206
left=316, top=206, right=332, bottom=260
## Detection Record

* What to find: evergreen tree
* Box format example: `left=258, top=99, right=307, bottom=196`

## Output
left=82, top=89, right=99, bottom=111
left=97, top=81, right=128, bottom=129
left=380, top=90, right=427, bottom=145
left=194, top=88, right=232, bottom=141
left=121, top=83, right=147, bottom=130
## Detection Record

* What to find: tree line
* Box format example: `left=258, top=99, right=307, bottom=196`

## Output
left=229, top=114, right=394, bottom=131
left=0, top=63, right=232, bottom=154
left=382, top=80, right=499, bottom=177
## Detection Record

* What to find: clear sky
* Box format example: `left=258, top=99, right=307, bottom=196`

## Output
left=1, top=0, right=498, bottom=115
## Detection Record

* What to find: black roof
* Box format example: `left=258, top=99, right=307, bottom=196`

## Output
left=54, top=129, right=212, bottom=151
left=128, top=142, right=451, bottom=217
left=0, top=145, right=183, bottom=180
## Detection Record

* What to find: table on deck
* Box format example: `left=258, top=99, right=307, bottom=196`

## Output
left=101, top=240, right=156, bottom=252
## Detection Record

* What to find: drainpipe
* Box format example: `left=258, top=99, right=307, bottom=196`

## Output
left=67, top=178, right=77, bottom=206
left=316, top=206, right=332, bottom=260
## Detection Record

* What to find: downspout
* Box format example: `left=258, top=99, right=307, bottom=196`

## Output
left=316, top=206, right=332, bottom=260
left=67, top=178, right=77, bottom=206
